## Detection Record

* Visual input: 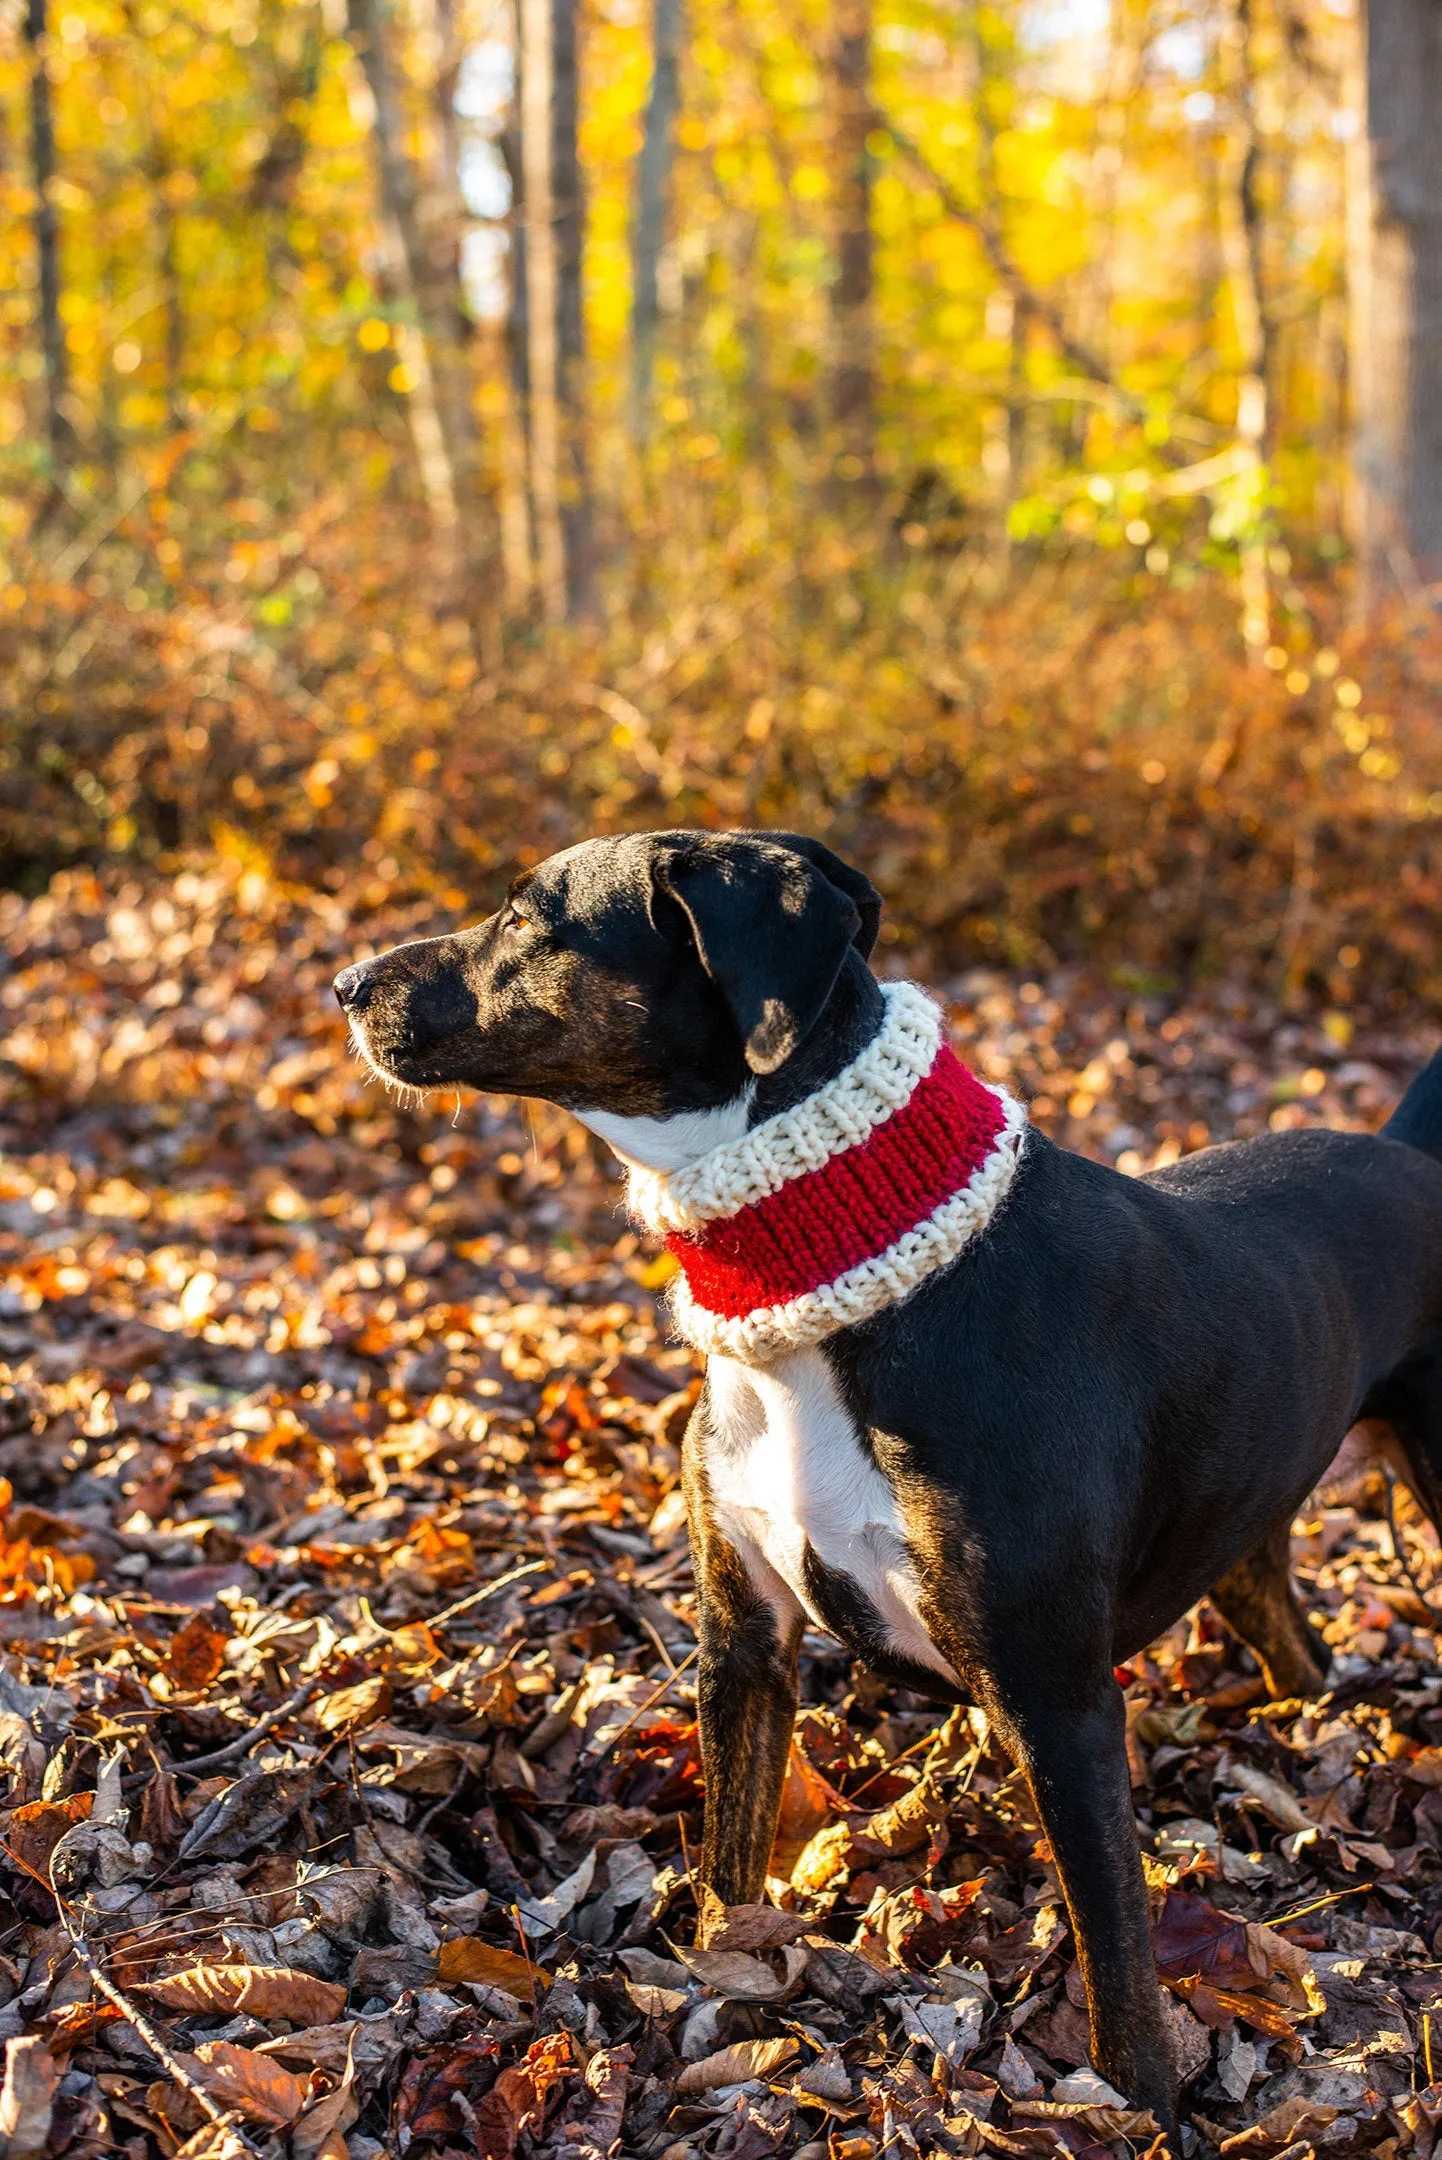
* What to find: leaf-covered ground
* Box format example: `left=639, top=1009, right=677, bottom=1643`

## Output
left=4, top=861, right=1442, bottom=2160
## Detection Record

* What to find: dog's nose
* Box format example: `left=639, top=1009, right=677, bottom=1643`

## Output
left=334, top=964, right=374, bottom=1014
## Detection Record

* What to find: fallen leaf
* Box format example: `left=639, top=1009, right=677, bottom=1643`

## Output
left=0, top=2035, right=58, bottom=2160
left=894, top=1993, right=985, bottom=2065
left=145, top=1965, right=346, bottom=2026
left=162, top=1609, right=230, bottom=1692
left=395, top=2033, right=505, bottom=2143
left=168, top=2127, right=251, bottom=2160
left=675, top=2035, right=799, bottom=2096
left=775, top=1739, right=847, bottom=1846
left=794, top=2043, right=852, bottom=2105
left=1220, top=1760, right=1314, bottom=1836
left=673, top=1942, right=808, bottom=2000
left=791, top=1819, right=857, bottom=1894
left=545, top=2043, right=632, bottom=2160
left=1013, top=2101, right=1162, bottom=2140
left=854, top=1777, right=945, bottom=1857
left=694, top=1894, right=809, bottom=1953
left=1153, top=1890, right=1259, bottom=1991
left=191, top=2042, right=310, bottom=2128
left=435, top=1936, right=551, bottom=1994
left=471, top=2031, right=575, bottom=2157
left=291, top=2040, right=358, bottom=2160
left=5, top=1793, right=93, bottom=1879
left=313, top=1674, right=391, bottom=1732
left=177, top=1768, right=315, bottom=1861
left=1221, top=2096, right=1341, bottom=2153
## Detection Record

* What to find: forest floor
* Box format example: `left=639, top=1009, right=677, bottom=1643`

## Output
left=4, top=859, right=1442, bottom=2160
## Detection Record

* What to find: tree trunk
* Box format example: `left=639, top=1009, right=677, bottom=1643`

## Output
left=831, top=0, right=873, bottom=455
left=24, top=0, right=71, bottom=468
left=551, top=0, right=594, bottom=616
left=1219, top=0, right=1271, bottom=660
left=630, top=0, right=682, bottom=434
left=346, top=0, right=467, bottom=572
left=1346, top=0, right=1442, bottom=603
left=158, top=184, right=185, bottom=438
left=498, top=48, right=534, bottom=613
left=520, top=0, right=566, bottom=619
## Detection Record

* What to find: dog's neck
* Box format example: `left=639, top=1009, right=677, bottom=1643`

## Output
left=618, top=978, right=1028, bottom=1362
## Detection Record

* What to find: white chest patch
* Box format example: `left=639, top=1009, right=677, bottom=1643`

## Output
left=701, top=1349, right=959, bottom=1686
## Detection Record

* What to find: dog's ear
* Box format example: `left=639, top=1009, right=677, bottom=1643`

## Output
left=656, top=837, right=869, bottom=1074
left=761, top=833, right=883, bottom=960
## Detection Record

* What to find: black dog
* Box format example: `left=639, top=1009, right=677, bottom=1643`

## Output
left=335, top=828, right=1442, bottom=2132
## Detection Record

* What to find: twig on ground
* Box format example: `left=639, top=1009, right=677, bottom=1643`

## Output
left=167, top=1671, right=330, bottom=1778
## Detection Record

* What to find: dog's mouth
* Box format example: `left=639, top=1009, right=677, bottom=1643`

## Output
left=347, top=1015, right=444, bottom=1090
left=342, top=991, right=481, bottom=1093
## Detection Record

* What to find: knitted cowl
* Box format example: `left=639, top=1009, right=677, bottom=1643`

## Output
left=625, top=982, right=1028, bottom=1363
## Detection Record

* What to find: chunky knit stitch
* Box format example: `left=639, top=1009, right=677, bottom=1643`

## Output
left=626, top=982, right=1027, bottom=1361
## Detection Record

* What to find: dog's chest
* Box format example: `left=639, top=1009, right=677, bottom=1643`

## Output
left=700, top=1350, right=957, bottom=1684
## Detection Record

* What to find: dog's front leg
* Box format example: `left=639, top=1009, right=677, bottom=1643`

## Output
left=990, top=1664, right=1178, bottom=2137
left=685, top=1461, right=800, bottom=1918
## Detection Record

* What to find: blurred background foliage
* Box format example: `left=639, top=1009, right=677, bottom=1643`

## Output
left=1, top=0, right=1440, bottom=999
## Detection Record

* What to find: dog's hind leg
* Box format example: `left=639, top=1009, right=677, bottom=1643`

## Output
left=1208, top=1517, right=1327, bottom=1700
left=1364, top=1341, right=1442, bottom=1535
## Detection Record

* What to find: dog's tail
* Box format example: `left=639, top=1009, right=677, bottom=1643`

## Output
left=1381, top=1045, right=1442, bottom=1162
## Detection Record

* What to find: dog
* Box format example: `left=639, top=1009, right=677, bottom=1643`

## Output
left=335, top=827, right=1442, bottom=2133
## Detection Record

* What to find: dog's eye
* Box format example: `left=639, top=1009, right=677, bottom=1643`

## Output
left=503, top=902, right=528, bottom=932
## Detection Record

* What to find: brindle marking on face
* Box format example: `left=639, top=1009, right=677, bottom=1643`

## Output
left=335, top=828, right=879, bottom=1125
left=340, top=833, right=753, bottom=1117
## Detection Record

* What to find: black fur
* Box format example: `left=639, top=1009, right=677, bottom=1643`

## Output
left=337, top=828, right=1442, bottom=2137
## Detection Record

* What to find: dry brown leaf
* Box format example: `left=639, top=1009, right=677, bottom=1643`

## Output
left=313, top=1674, right=391, bottom=1733
left=6, top=1793, right=93, bottom=1880
left=853, top=1776, right=944, bottom=1857
left=674, top=2035, right=799, bottom=2096
left=435, top=1936, right=551, bottom=1994
left=775, top=1740, right=847, bottom=1846
left=694, top=1895, right=809, bottom=1954
left=145, top=1965, right=346, bottom=2026
left=1242, top=1923, right=1326, bottom=2016
left=291, top=2041, right=358, bottom=2160
left=1167, top=1975, right=1300, bottom=2039
left=471, top=2030, right=575, bottom=2157
left=162, top=1610, right=230, bottom=1693
left=790, top=1819, right=857, bottom=1894
left=1220, top=1761, right=1313, bottom=1837
left=1221, top=2097, right=1341, bottom=2153
left=0, top=2035, right=58, bottom=2160
left=169, top=2127, right=251, bottom=2160
left=192, top=2041, right=310, bottom=2128
left=1015, top=2102, right=1162, bottom=2139
left=674, top=1943, right=808, bottom=2000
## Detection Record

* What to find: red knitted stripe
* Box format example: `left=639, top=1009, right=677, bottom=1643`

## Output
left=667, top=1044, right=1005, bottom=1319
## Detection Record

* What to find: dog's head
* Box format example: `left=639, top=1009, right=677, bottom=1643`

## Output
left=334, top=829, right=882, bottom=1127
